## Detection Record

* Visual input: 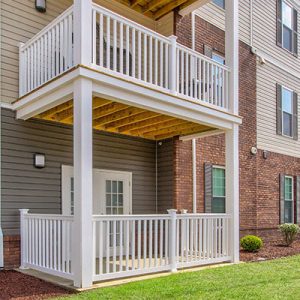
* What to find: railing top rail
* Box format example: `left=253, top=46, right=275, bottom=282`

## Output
left=93, top=214, right=172, bottom=221
left=92, top=3, right=171, bottom=44
left=24, top=213, right=74, bottom=221
left=20, top=5, right=74, bottom=51
left=176, top=43, right=231, bottom=72
left=177, top=213, right=231, bottom=219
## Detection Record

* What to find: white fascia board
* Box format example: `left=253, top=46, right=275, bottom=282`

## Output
left=79, top=67, right=241, bottom=130
left=13, top=69, right=79, bottom=119
left=179, top=129, right=224, bottom=141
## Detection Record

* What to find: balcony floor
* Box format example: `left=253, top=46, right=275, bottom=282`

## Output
left=34, top=97, right=215, bottom=140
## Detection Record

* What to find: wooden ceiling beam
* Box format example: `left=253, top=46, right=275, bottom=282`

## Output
left=38, top=100, right=73, bottom=120
left=104, top=111, right=159, bottom=131
left=94, top=107, right=145, bottom=128
left=119, top=114, right=173, bottom=133
left=153, top=0, right=187, bottom=19
left=130, top=118, right=185, bottom=135
left=142, top=0, right=168, bottom=13
left=131, top=0, right=143, bottom=8
left=155, top=125, right=210, bottom=140
left=93, top=102, right=128, bottom=120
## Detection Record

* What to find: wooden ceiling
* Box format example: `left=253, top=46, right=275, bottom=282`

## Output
left=35, top=97, right=214, bottom=140
left=115, top=0, right=198, bottom=20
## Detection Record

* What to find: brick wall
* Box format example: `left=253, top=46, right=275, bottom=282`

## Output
left=173, top=13, right=300, bottom=241
left=3, top=235, right=20, bottom=268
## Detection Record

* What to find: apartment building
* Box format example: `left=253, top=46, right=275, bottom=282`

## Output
left=172, top=0, right=300, bottom=240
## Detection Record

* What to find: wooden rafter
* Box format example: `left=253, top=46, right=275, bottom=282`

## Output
left=131, top=0, right=143, bottom=7
left=94, top=107, right=144, bottom=128
left=142, top=0, right=168, bottom=13
left=153, top=0, right=187, bottom=19
left=104, top=111, right=159, bottom=130
left=35, top=97, right=215, bottom=141
left=118, top=114, right=173, bottom=133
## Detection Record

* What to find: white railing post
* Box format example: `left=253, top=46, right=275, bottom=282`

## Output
left=73, top=0, right=92, bottom=66
left=168, top=35, right=177, bottom=94
left=19, top=43, right=25, bottom=97
left=167, top=209, right=177, bottom=272
left=19, top=209, right=29, bottom=269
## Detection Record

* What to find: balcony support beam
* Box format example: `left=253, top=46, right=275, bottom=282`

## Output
left=74, top=0, right=92, bottom=66
left=72, top=78, right=94, bottom=288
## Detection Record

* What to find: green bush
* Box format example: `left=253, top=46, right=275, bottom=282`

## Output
left=279, top=223, right=300, bottom=246
left=240, top=235, right=263, bottom=252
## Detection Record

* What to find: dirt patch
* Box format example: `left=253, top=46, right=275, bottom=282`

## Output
left=0, top=270, right=73, bottom=300
left=240, top=239, right=300, bottom=262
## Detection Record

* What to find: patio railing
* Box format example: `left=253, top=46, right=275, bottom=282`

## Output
left=20, top=210, right=231, bottom=282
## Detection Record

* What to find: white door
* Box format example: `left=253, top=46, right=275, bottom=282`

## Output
left=61, top=166, right=132, bottom=216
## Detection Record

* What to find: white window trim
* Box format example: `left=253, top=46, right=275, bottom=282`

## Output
left=281, top=85, right=294, bottom=139
left=281, top=0, right=296, bottom=54
left=61, top=165, right=132, bottom=215
left=284, top=175, right=294, bottom=223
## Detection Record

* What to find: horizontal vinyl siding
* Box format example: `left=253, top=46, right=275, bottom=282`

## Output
left=194, top=0, right=251, bottom=45
left=157, top=139, right=174, bottom=213
left=252, top=0, right=300, bottom=73
left=256, top=63, right=300, bottom=157
left=1, top=109, right=158, bottom=235
left=0, top=0, right=156, bottom=104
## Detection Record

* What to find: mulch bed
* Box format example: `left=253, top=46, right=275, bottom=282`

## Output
left=0, top=270, right=73, bottom=300
left=240, top=239, right=300, bottom=262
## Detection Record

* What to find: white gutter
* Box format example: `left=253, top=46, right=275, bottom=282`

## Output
left=0, top=0, right=4, bottom=268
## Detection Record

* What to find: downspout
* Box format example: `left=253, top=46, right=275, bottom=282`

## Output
left=191, top=12, right=197, bottom=213
left=0, top=0, right=4, bottom=268
left=155, top=141, right=158, bottom=213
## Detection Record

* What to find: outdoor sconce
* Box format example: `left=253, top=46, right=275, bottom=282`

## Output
left=35, top=0, right=46, bottom=13
left=34, top=153, right=46, bottom=168
left=263, top=150, right=268, bottom=160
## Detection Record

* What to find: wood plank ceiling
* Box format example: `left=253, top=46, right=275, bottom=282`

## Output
left=115, top=0, right=198, bottom=20
left=35, top=97, right=214, bottom=140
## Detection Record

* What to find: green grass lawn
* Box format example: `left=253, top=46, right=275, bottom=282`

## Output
left=58, top=255, right=300, bottom=300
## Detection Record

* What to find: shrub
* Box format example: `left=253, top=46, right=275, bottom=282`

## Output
left=279, top=223, right=300, bottom=246
left=240, top=235, right=263, bottom=252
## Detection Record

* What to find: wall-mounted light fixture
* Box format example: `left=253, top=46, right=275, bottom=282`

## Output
left=35, top=0, right=46, bottom=13
left=250, top=146, right=257, bottom=155
left=263, top=150, right=268, bottom=160
left=34, top=153, right=46, bottom=168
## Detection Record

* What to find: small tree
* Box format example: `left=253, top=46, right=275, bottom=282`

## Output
left=279, top=224, right=300, bottom=246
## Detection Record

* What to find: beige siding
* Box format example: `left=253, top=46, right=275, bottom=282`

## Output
left=0, top=0, right=157, bottom=104
left=156, top=12, right=174, bottom=37
left=194, top=0, right=251, bottom=45
left=257, top=63, right=300, bottom=158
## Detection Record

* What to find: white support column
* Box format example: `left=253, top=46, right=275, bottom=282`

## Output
left=73, top=0, right=92, bottom=66
left=225, top=0, right=239, bottom=115
left=225, top=124, right=239, bottom=263
left=19, top=209, right=29, bottom=269
left=72, top=77, right=93, bottom=288
left=192, top=139, right=197, bottom=213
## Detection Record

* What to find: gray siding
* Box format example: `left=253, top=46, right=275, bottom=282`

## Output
left=157, top=139, right=174, bottom=213
left=1, top=109, right=160, bottom=235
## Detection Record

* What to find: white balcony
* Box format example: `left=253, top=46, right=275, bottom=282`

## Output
left=19, top=3, right=230, bottom=112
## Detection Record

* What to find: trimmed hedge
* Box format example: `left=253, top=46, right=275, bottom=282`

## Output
left=240, top=235, right=263, bottom=252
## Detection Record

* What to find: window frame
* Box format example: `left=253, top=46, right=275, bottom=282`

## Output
left=284, top=175, right=294, bottom=223
left=281, top=85, right=294, bottom=138
left=212, top=165, right=226, bottom=213
left=212, top=0, right=225, bottom=10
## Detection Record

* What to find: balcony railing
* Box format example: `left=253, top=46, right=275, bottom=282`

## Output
left=19, top=3, right=230, bottom=111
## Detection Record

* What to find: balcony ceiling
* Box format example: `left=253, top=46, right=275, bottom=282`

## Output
left=35, top=97, right=215, bottom=140
left=114, top=0, right=200, bottom=20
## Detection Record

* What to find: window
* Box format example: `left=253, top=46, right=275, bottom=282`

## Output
left=212, top=167, right=226, bottom=213
left=212, top=53, right=225, bottom=65
left=282, top=87, right=293, bottom=137
left=277, top=0, right=298, bottom=55
left=276, top=84, right=298, bottom=140
left=213, top=0, right=225, bottom=9
left=284, top=176, right=294, bottom=223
